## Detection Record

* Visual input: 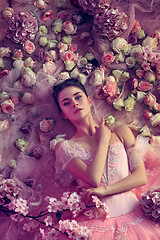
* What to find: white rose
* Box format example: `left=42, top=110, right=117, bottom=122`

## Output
left=142, top=36, right=158, bottom=50
left=111, top=37, right=128, bottom=53
left=130, top=45, right=143, bottom=61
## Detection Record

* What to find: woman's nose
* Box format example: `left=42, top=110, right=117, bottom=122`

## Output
left=72, top=100, right=78, bottom=107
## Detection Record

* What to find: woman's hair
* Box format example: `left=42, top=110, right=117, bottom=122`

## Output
left=52, top=78, right=88, bottom=111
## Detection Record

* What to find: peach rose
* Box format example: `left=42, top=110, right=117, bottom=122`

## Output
left=102, top=52, right=115, bottom=65
left=1, top=99, right=15, bottom=114
left=23, top=40, right=35, bottom=54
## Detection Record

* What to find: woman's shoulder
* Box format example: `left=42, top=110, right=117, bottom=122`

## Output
left=54, top=140, right=67, bottom=152
left=113, top=124, right=135, bottom=149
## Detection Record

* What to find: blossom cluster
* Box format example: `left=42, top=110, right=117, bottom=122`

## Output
left=139, top=186, right=160, bottom=221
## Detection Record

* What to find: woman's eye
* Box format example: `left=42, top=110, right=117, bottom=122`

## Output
left=75, top=95, right=82, bottom=100
left=63, top=101, right=70, bottom=106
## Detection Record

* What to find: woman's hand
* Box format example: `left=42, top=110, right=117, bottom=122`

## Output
left=95, top=118, right=111, bottom=146
left=80, top=186, right=107, bottom=202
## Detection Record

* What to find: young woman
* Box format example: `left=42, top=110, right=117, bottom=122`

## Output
left=53, top=78, right=160, bottom=239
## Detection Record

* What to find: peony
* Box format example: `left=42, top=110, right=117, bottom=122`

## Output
left=43, top=61, right=57, bottom=75
left=23, top=40, right=35, bottom=54
left=40, top=118, right=55, bottom=132
left=111, top=37, right=128, bottom=53
left=0, top=119, right=10, bottom=132
left=1, top=99, right=15, bottom=114
left=102, top=52, right=115, bottom=65
left=63, top=21, right=77, bottom=35
left=39, top=25, right=48, bottom=35
left=2, top=7, right=14, bottom=19
left=142, top=36, right=158, bottom=50
left=103, top=81, right=117, bottom=97
left=21, top=92, right=34, bottom=104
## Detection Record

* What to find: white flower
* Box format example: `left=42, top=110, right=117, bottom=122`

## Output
left=13, top=60, right=24, bottom=69
left=125, top=56, right=136, bottom=68
left=142, top=36, right=158, bottom=50
left=70, top=67, right=80, bottom=79
left=111, top=37, right=128, bottom=53
left=119, top=71, right=130, bottom=82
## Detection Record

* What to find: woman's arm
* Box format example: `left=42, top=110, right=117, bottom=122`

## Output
left=67, top=119, right=111, bottom=187
left=82, top=125, right=147, bottom=199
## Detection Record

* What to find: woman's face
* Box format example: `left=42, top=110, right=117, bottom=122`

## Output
left=58, top=86, right=92, bottom=122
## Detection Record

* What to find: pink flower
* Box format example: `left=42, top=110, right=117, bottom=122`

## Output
left=1, top=99, right=15, bottom=114
left=94, top=85, right=107, bottom=100
left=40, top=118, right=55, bottom=132
left=69, top=43, right=78, bottom=52
left=44, top=216, right=53, bottom=226
left=102, top=52, right=115, bottom=65
left=57, top=42, right=68, bottom=51
left=138, top=81, right=153, bottom=92
left=23, top=40, right=35, bottom=54
left=10, top=96, right=19, bottom=106
left=143, top=109, right=153, bottom=119
left=141, top=61, right=151, bottom=71
left=131, top=20, right=140, bottom=33
left=144, top=92, right=156, bottom=105
left=136, top=69, right=145, bottom=78
left=34, top=0, right=47, bottom=10
left=43, top=61, right=57, bottom=75
left=63, top=21, right=77, bottom=35
left=103, top=81, right=118, bottom=97
left=2, top=7, right=14, bottom=20
left=21, top=92, right=34, bottom=104
left=0, top=119, right=10, bottom=132
left=152, top=30, right=160, bottom=42
left=0, top=70, right=10, bottom=78
left=129, top=76, right=138, bottom=91
left=42, top=10, right=54, bottom=21
left=12, top=49, right=23, bottom=60
left=60, top=50, right=76, bottom=62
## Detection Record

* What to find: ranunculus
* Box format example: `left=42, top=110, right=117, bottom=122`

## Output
left=47, top=40, right=58, bottom=49
left=39, top=25, right=48, bottom=35
left=42, top=10, right=54, bottom=21
left=40, top=118, right=55, bottom=132
left=21, top=92, right=34, bottom=104
left=39, top=37, right=48, bottom=47
left=12, top=49, right=23, bottom=60
left=52, top=18, right=63, bottom=34
left=130, top=45, right=143, bottom=61
left=125, top=56, right=136, bottom=68
left=1, top=99, right=15, bottom=114
left=2, top=7, right=14, bottom=19
left=124, top=95, right=136, bottom=111
left=65, top=60, right=76, bottom=71
left=0, top=47, right=11, bottom=58
left=142, top=36, right=158, bottom=50
left=24, top=57, right=35, bottom=68
left=0, top=91, right=10, bottom=101
left=79, top=32, right=93, bottom=46
left=102, top=52, right=115, bottom=65
left=111, top=37, right=128, bottom=53
left=34, top=0, right=47, bottom=10
left=15, top=138, right=28, bottom=151
left=13, top=60, right=24, bottom=69
left=21, top=68, right=36, bottom=87
left=23, top=40, right=35, bottom=54
left=62, top=36, right=72, bottom=45
left=0, top=119, right=10, bottom=132
left=43, top=61, right=57, bottom=75
left=63, top=21, right=77, bottom=35
left=137, top=81, right=153, bottom=91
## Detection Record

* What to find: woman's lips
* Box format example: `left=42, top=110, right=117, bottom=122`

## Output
left=74, top=108, right=82, bottom=114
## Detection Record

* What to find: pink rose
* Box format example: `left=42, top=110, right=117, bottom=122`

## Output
left=69, top=44, right=78, bottom=52
left=141, top=61, right=151, bottom=71
left=43, top=61, right=56, bottom=75
left=42, top=10, right=54, bottom=21
left=1, top=99, right=15, bottom=114
left=0, top=70, right=10, bottom=78
left=23, top=40, right=35, bottom=54
left=138, top=81, right=153, bottom=92
left=40, top=119, right=55, bottom=132
left=13, top=49, right=23, bottom=60
left=57, top=42, right=68, bottom=51
left=21, top=92, right=34, bottom=104
left=62, top=21, right=77, bottom=35
left=0, top=119, right=10, bottom=132
left=136, top=69, right=145, bottom=78
left=60, top=50, right=76, bottom=62
left=102, top=52, right=115, bottom=65
left=103, top=81, right=118, bottom=97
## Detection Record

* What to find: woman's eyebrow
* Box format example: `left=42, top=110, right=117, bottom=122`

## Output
left=61, top=92, right=81, bottom=103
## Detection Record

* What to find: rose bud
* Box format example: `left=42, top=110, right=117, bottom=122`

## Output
left=62, top=21, right=77, bottom=35
left=0, top=47, right=11, bottom=58
left=1, top=99, right=15, bottom=114
left=33, top=145, right=42, bottom=159
left=143, top=92, right=156, bottom=105
left=137, top=81, right=153, bottom=91
left=20, top=121, right=32, bottom=134
left=136, top=69, right=145, bottom=78
left=143, top=109, right=153, bottom=119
